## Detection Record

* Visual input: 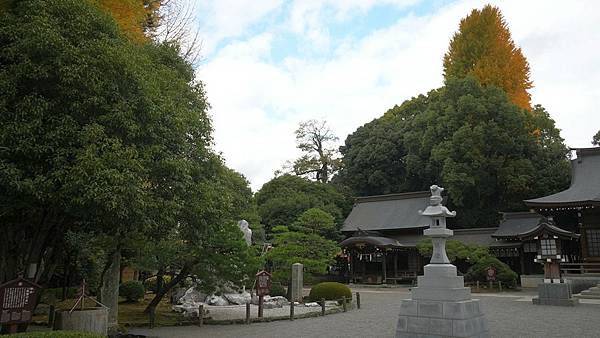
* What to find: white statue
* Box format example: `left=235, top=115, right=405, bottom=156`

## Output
left=238, top=220, right=252, bottom=246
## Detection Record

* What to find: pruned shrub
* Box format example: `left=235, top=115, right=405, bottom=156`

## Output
left=119, top=281, right=145, bottom=302
left=143, top=275, right=172, bottom=293
left=309, top=282, right=351, bottom=302
left=465, top=256, right=518, bottom=287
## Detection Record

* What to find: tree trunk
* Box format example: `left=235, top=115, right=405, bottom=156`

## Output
left=144, top=263, right=191, bottom=314
left=156, top=268, right=164, bottom=295
left=100, top=249, right=121, bottom=330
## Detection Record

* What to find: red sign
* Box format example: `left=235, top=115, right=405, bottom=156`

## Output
left=486, top=266, right=497, bottom=282
left=0, top=278, right=41, bottom=326
left=255, top=271, right=272, bottom=296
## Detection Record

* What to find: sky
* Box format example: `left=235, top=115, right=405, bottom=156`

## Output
left=190, top=0, right=600, bottom=191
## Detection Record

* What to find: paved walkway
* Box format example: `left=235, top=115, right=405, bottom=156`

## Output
left=130, top=287, right=600, bottom=338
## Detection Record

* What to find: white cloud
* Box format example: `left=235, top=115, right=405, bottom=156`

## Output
left=195, top=0, right=284, bottom=54
left=197, top=0, right=600, bottom=191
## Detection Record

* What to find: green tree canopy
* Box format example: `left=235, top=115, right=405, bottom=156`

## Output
left=283, top=119, right=341, bottom=183
left=266, top=231, right=339, bottom=283
left=339, top=77, right=570, bottom=227
left=255, top=174, right=351, bottom=231
left=443, top=4, right=532, bottom=110
left=291, top=208, right=338, bottom=241
left=593, top=130, right=600, bottom=146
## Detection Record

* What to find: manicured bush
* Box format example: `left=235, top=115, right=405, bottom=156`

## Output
left=143, top=275, right=172, bottom=293
left=119, top=281, right=145, bottom=302
left=308, top=282, right=351, bottom=302
left=9, top=331, right=104, bottom=338
left=465, top=256, right=518, bottom=287
left=270, top=283, right=287, bottom=297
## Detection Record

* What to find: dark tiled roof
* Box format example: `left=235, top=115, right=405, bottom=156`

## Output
left=341, top=191, right=430, bottom=232
left=492, top=212, right=545, bottom=238
left=388, top=227, right=517, bottom=248
left=525, top=147, right=600, bottom=207
left=492, top=212, right=578, bottom=240
left=340, top=236, right=405, bottom=248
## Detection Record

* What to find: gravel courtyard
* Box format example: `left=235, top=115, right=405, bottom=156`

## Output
left=130, top=287, right=600, bottom=338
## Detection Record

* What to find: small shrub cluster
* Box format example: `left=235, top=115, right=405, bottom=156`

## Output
left=143, top=275, right=172, bottom=293
left=270, top=283, right=287, bottom=297
left=9, top=331, right=104, bottom=338
left=119, top=281, right=145, bottom=302
left=465, top=256, right=518, bottom=286
left=308, top=282, right=351, bottom=302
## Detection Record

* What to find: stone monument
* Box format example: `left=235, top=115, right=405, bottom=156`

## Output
left=291, top=263, right=303, bottom=302
left=396, top=185, right=489, bottom=338
left=238, top=220, right=252, bottom=246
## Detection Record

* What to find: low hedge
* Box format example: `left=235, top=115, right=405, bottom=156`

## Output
left=7, top=331, right=104, bottom=338
left=119, top=281, right=145, bottom=302
left=308, top=282, right=351, bottom=302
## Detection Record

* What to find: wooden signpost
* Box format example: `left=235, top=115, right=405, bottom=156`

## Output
left=0, top=277, right=41, bottom=334
left=255, top=271, right=272, bottom=318
left=486, top=266, right=497, bottom=289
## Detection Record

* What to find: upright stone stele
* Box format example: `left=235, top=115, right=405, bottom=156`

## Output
left=396, top=185, right=489, bottom=338
left=291, top=263, right=303, bottom=302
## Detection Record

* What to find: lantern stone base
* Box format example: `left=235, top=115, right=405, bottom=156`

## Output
left=532, top=282, right=578, bottom=306
left=396, top=264, right=489, bottom=338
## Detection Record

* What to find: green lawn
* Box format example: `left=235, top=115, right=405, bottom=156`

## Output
left=33, top=294, right=192, bottom=329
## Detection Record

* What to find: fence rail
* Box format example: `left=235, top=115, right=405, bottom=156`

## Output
left=560, top=262, right=600, bottom=275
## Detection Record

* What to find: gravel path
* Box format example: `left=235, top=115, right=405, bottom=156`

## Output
left=129, top=287, right=600, bottom=338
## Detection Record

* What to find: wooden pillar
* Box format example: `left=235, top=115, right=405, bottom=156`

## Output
left=518, top=246, right=525, bottom=275
left=349, top=251, right=354, bottom=282
left=393, top=251, right=398, bottom=278
left=362, top=256, right=366, bottom=281
left=382, top=251, right=387, bottom=283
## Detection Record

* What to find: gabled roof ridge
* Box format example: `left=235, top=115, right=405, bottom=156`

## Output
left=501, top=211, right=542, bottom=219
left=355, top=190, right=430, bottom=203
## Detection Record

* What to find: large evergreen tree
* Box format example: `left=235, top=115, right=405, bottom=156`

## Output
left=339, top=77, right=570, bottom=227
left=443, top=5, right=533, bottom=110
left=0, top=0, right=255, bottom=325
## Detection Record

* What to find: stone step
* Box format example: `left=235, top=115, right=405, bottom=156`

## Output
left=580, top=290, right=600, bottom=296
left=574, top=293, right=600, bottom=299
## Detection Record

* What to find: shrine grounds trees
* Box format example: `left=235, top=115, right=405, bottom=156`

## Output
left=282, top=120, right=342, bottom=183
left=255, top=175, right=351, bottom=283
left=338, top=77, right=570, bottom=227
left=416, top=239, right=518, bottom=286
left=593, top=130, right=600, bottom=146
left=0, top=0, right=257, bottom=326
left=443, top=5, right=533, bottom=110
left=255, top=174, right=352, bottom=232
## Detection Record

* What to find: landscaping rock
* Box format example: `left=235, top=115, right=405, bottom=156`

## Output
left=171, top=287, right=188, bottom=304
left=34, top=303, right=50, bottom=315
left=177, top=287, right=206, bottom=305
left=171, top=303, right=209, bottom=318
left=224, top=291, right=251, bottom=305
left=206, top=294, right=230, bottom=306
left=262, top=295, right=289, bottom=309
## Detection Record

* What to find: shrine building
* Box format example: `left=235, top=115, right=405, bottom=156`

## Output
left=340, top=147, right=600, bottom=286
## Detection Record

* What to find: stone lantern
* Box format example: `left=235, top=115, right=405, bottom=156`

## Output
left=396, top=185, right=489, bottom=338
